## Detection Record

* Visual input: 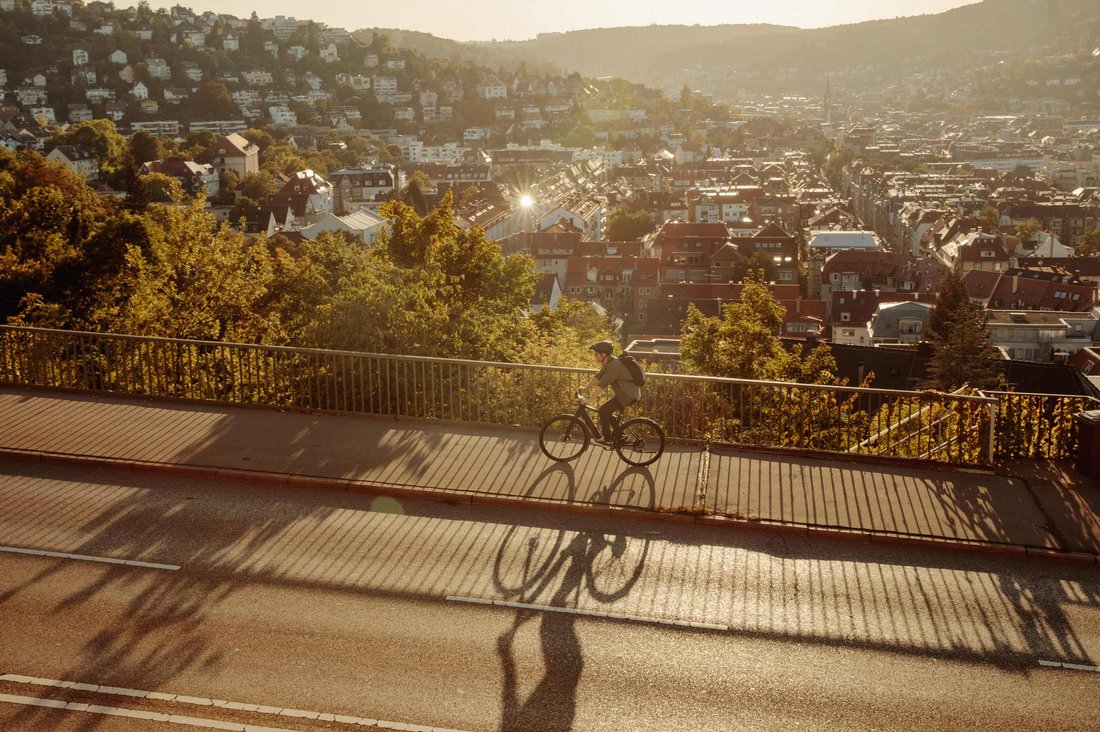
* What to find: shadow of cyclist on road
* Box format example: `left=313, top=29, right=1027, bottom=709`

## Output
left=494, top=467, right=655, bottom=731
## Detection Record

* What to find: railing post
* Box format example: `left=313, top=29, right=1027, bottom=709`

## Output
left=987, top=400, right=997, bottom=465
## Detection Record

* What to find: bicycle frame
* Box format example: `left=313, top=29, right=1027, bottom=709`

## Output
left=574, top=392, right=625, bottom=443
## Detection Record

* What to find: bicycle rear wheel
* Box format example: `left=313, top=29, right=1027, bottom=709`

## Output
left=539, top=414, right=589, bottom=461
left=615, top=418, right=665, bottom=467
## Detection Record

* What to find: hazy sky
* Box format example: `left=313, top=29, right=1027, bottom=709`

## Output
left=155, top=0, right=980, bottom=42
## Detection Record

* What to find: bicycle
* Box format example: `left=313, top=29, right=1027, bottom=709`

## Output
left=538, top=389, right=665, bottom=467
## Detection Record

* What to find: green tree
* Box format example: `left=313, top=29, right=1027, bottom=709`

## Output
left=522, top=297, right=616, bottom=366
left=1014, top=217, right=1041, bottom=244
left=923, top=307, right=999, bottom=391
left=129, top=131, right=164, bottom=166
left=261, top=144, right=307, bottom=176
left=313, top=192, right=539, bottom=360
left=925, top=269, right=969, bottom=342
left=51, top=119, right=128, bottom=176
left=237, top=170, right=280, bottom=201
left=1078, top=227, right=1100, bottom=257
left=680, top=273, right=792, bottom=381
left=979, top=205, right=1000, bottom=233
left=193, top=82, right=237, bottom=119
left=729, top=252, right=778, bottom=284
left=242, top=128, right=275, bottom=151
left=116, top=197, right=276, bottom=342
left=823, top=146, right=855, bottom=188
left=922, top=270, right=998, bottom=391
left=605, top=209, right=655, bottom=241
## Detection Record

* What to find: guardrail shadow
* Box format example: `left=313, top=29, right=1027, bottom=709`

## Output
left=1, top=449, right=1096, bottom=730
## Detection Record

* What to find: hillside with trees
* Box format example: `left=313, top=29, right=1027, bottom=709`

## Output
left=367, top=0, right=1099, bottom=97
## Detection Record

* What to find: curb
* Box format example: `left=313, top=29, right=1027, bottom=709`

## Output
left=2, top=447, right=1097, bottom=567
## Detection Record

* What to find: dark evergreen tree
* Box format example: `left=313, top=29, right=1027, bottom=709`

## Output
left=923, top=270, right=998, bottom=391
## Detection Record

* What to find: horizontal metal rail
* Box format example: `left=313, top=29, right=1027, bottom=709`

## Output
left=0, top=325, right=1028, bottom=467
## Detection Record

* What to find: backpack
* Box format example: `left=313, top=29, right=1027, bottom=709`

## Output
left=619, top=354, right=645, bottom=387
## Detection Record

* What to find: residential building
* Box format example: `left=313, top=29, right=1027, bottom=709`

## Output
left=46, top=144, right=97, bottom=180
left=329, top=164, right=397, bottom=215
left=140, top=159, right=219, bottom=196
left=197, top=132, right=259, bottom=177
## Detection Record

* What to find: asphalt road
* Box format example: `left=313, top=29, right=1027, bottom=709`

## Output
left=0, top=459, right=1097, bottom=731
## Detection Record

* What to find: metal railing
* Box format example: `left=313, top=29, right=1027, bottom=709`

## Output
left=980, top=389, right=1100, bottom=461
left=0, top=325, right=1020, bottom=467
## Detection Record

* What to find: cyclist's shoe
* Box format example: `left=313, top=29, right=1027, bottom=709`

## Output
left=593, top=436, right=614, bottom=448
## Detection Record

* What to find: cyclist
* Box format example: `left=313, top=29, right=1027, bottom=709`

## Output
left=579, top=340, right=641, bottom=446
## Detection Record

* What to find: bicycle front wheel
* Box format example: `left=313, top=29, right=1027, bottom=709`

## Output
left=539, top=414, right=589, bottom=462
left=615, top=418, right=665, bottom=467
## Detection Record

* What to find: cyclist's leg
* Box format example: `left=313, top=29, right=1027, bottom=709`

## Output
left=598, top=396, right=625, bottom=440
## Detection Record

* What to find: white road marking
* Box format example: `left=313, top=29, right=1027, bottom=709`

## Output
left=445, top=595, right=730, bottom=631
left=0, top=674, right=467, bottom=731
left=0, top=544, right=180, bottom=571
left=0, top=692, right=293, bottom=731
left=1038, top=660, right=1100, bottom=672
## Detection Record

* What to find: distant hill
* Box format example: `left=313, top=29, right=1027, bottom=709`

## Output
left=668, top=0, right=1099, bottom=74
left=360, top=0, right=1099, bottom=92
left=355, top=23, right=795, bottom=79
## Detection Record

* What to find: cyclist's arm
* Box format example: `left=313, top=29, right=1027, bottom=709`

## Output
left=580, top=373, right=604, bottom=403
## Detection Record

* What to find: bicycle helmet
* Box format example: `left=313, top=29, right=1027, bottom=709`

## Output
left=589, top=340, right=615, bottom=355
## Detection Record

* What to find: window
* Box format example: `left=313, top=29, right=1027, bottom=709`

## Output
left=840, top=312, right=851, bottom=322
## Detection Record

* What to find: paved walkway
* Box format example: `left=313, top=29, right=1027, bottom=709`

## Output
left=1, top=387, right=1098, bottom=562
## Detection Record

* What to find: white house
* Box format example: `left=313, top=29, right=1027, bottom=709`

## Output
left=29, top=106, right=55, bottom=124
left=372, top=76, right=397, bottom=95
left=476, top=79, right=508, bottom=99
left=85, top=87, right=114, bottom=103
left=182, top=63, right=203, bottom=82
left=319, top=43, right=338, bottom=63
left=131, top=81, right=148, bottom=100
left=287, top=45, right=307, bottom=61
left=197, top=132, right=260, bottom=177
left=807, top=230, right=885, bottom=253
left=146, top=58, right=171, bottom=80
left=72, top=48, right=88, bottom=66
left=46, top=145, right=98, bottom=180
left=299, top=210, right=387, bottom=245
left=108, top=49, right=127, bottom=65
left=242, top=70, right=274, bottom=86
left=268, top=105, right=297, bottom=126
left=223, top=33, right=239, bottom=52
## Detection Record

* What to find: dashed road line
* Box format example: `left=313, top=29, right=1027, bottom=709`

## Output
left=0, top=544, right=180, bottom=571
left=0, top=674, right=466, bottom=731
left=445, top=595, right=729, bottom=631
left=1038, top=660, right=1100, bottom=673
